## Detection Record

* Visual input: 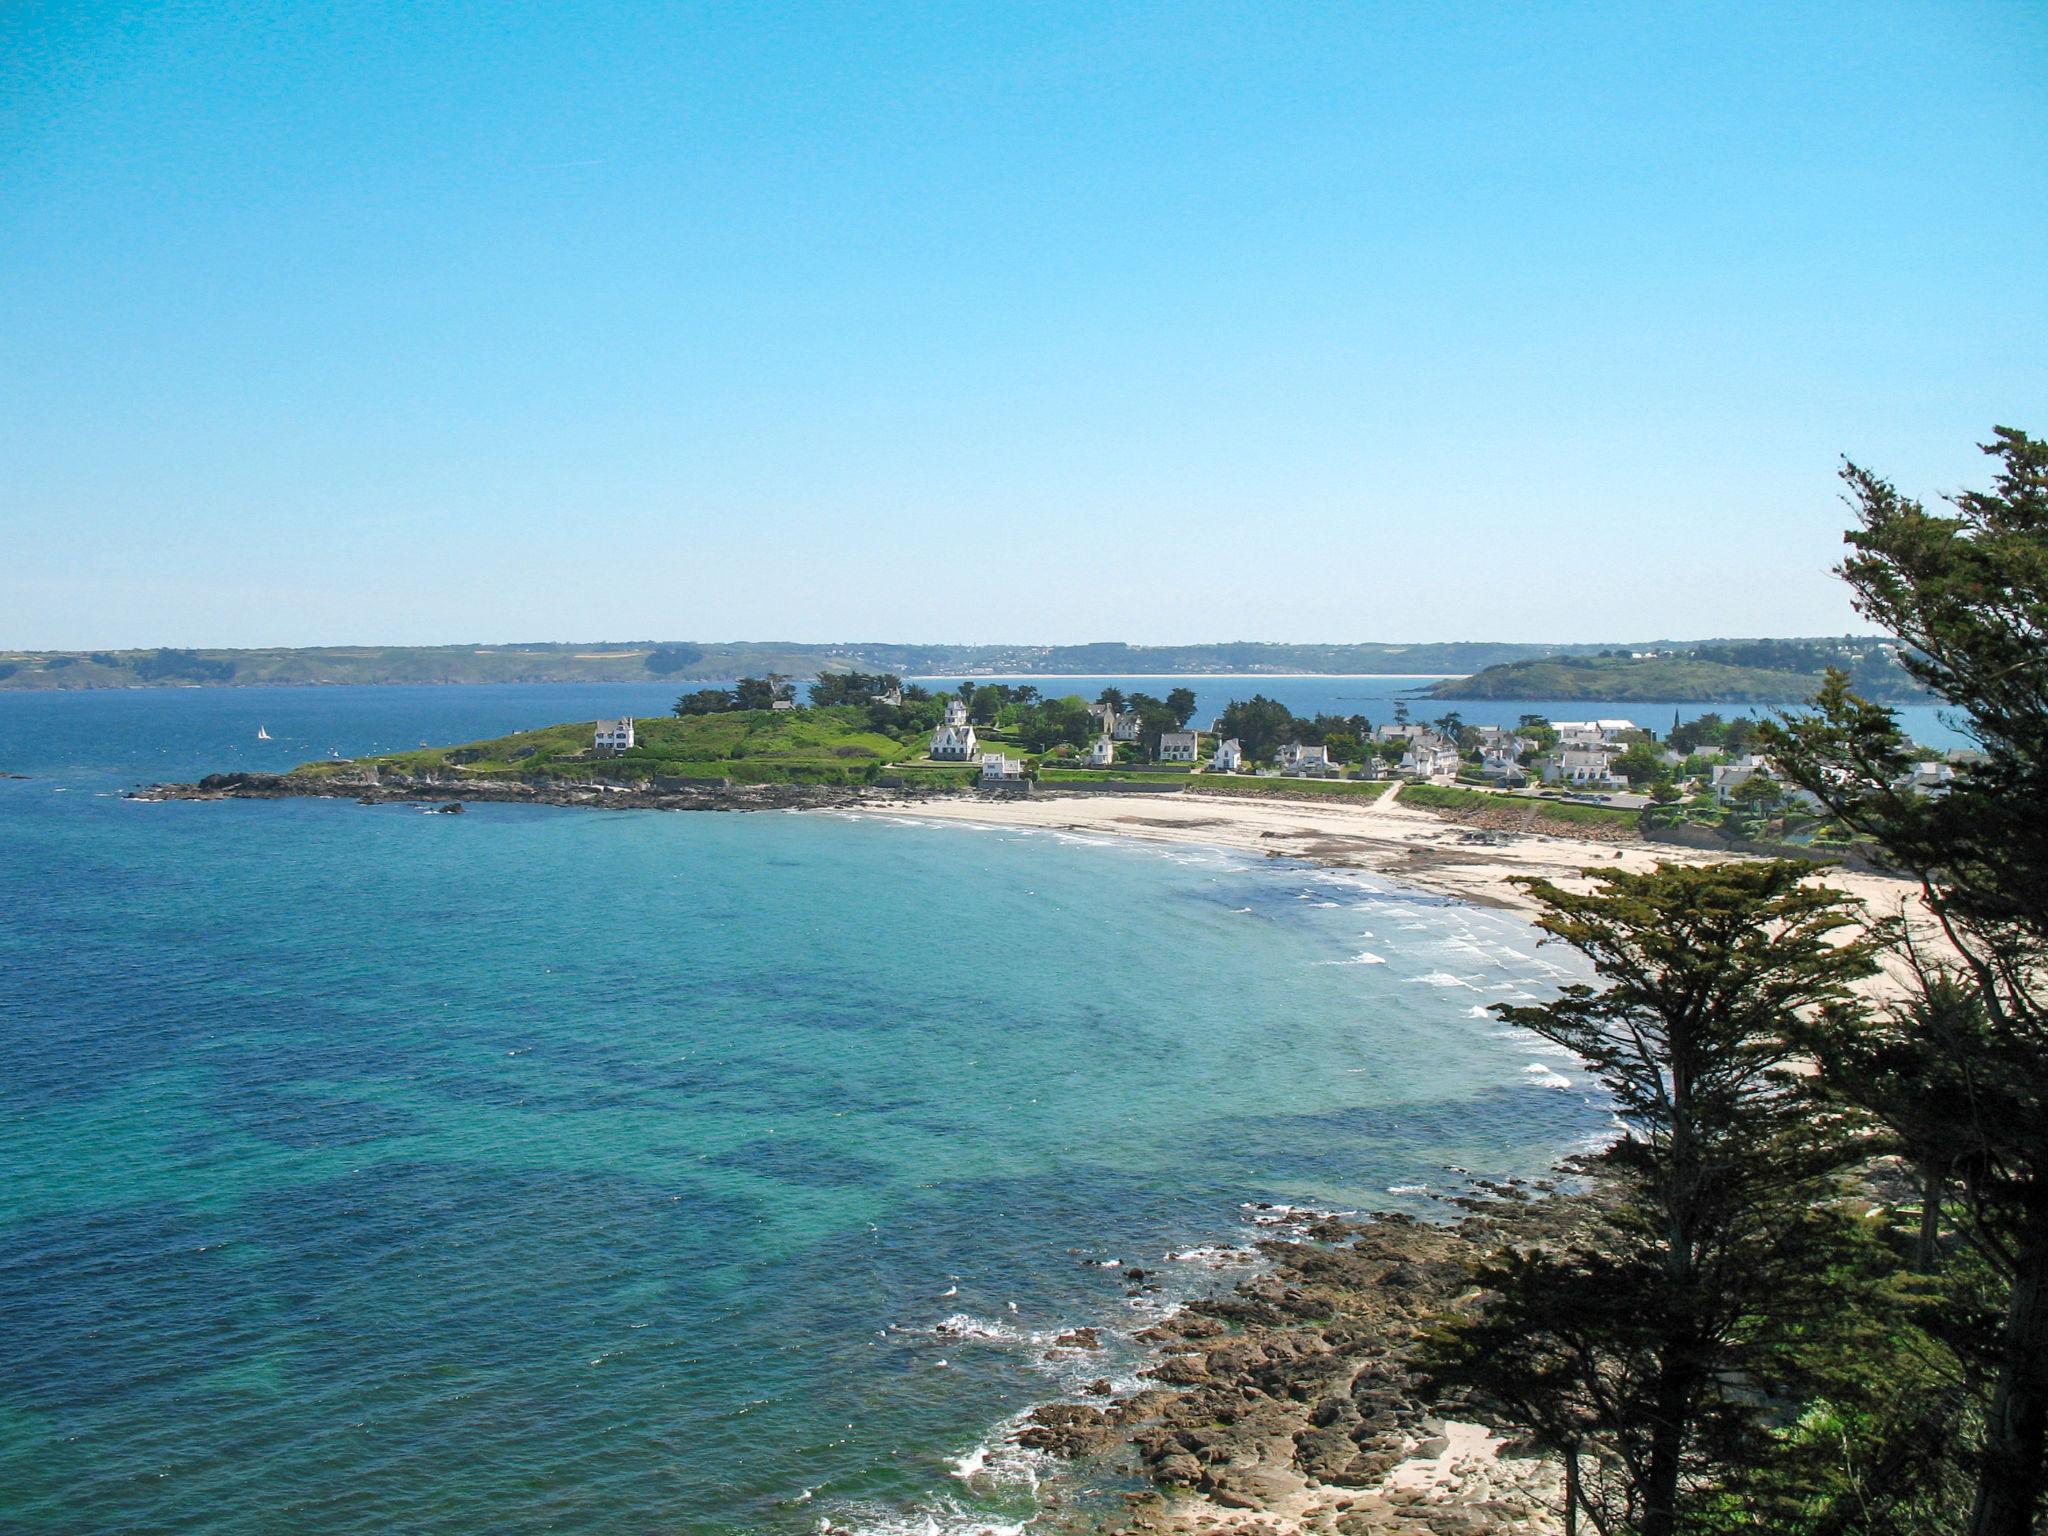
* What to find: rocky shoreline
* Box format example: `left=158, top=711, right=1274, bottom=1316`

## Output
left=126, top=770, right=968, bottom=814
left=1019, top=1175, right=1618, bottom=1536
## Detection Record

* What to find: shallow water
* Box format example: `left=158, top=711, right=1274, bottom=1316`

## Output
left=0, top=686, right=1610, bottom=1534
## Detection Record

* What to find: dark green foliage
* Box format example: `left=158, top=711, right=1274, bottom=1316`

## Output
left=1424, top=862, right=1878, bottom=1536
left=807, top=670, right=901, bottom=707
left=1016, top=695, right=1093, bottom=753
left=1613, top=740, right=1670, bottom=785
left=1765, top=428, right=2048, bottom=1536
left=732, top=676, right=787, bottom=710
left=674, top=689, right=734, bottom=716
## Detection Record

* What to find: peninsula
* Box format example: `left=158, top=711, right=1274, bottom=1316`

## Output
left=1426, top=636, right=1929, bottom=702
left=137, top=679, right=1939, bottom=931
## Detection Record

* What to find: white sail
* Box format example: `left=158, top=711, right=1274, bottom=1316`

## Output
left=256, top=726, right=271, bottom=739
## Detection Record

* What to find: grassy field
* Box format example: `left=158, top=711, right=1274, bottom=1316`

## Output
left=303, top=707, right=923, bottom=786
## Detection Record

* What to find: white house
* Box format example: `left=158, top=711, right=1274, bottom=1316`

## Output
left=1085, top=735, right=1117, bottom=767
left=1896, top=760, right=1956, bottom=798
left=1373, top=722, right=1428, bottom=745
left=770, top=696, right=798, bottom=711
left=871, top=685, right=903, bottom=707
left=1547, top=745, right=1626, bottom=789
left=1480, top=742, right=1527, bottom=784
left=1210, top=737, right=1243, bottom=773
left=594, top=718, right=635, bottom=753
left=930, top=722, right=979, bottom=761
left=1553, top=721, right=1604, bottom=748
left=1157, top=729, right=1199, bottom=763
left=1711, top=755, right=1765, bottom=800
left=1400, top=734, right=1462, bottom=780
left=1087, top=700, right=1118, bottom=731
left=1109, top=709, right=1140, bottom=742
left=1596, top=719, right=1637, bottom=743
left=944, top=697, right=971, bottom=728
left=979, top=752, right=1024, bottom=782
left=1275, top=742, right=1336, bottom=777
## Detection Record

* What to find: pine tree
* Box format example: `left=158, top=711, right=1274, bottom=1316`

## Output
left=1765, top=428, right=2048, bottom=1536
left=1424, top=861, right=1877, bottom=1535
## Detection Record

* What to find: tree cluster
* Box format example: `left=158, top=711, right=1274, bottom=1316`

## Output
left=806, top=671, right=902, bottom=708
left=672, top=675, right=797, bottom=715
left=1428, top=429, right=2048, bottom=1536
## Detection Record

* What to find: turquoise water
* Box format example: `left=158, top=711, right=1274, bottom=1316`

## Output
left=0, top=687, right=1613, bottom=1535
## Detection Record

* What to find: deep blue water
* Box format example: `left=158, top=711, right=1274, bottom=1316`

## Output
left=3, top=685, right=1622, bottom=1535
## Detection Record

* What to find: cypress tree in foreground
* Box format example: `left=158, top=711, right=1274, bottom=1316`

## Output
left=1765, top=428, right=2048, bottom=1536
left=1422, top=860, right=1877, bottom=1536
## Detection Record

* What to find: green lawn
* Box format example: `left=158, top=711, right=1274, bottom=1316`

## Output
left=299, top=706, right=926, bottom=787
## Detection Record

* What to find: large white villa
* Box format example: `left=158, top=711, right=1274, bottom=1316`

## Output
left=1157, top=729, right=1199, bottom=762
left=593, top=717, right=635, bottom=753
left=931, top=720, right=979, bottom=760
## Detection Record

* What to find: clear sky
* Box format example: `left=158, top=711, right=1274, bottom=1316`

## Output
left=3, top=2, right=2043, bottom=649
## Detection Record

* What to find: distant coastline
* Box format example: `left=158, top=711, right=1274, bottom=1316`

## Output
left=0, top=635, right=1904, bottom=696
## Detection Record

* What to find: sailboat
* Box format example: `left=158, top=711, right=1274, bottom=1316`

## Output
left=256, top=726, right=272, bottom=740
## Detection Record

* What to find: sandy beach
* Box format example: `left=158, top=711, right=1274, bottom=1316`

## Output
left=883, top=783, right=1928, bottom=937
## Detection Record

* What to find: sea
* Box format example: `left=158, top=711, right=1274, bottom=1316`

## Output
left=0, top=677, right=1955, bottom=1536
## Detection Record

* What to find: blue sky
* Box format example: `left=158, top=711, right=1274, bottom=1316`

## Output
left=3, top=2, right=2043, bottom=648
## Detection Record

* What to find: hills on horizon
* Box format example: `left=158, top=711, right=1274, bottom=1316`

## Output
left=0, top=636, right=1927, bottom=703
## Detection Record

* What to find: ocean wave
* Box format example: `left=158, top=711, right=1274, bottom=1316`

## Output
left=1409, top=970, right=1477, bottom=988
left=912, top=1313, right=1026, bottom=1344
left=1522, top=1063, right=1573, bottom=1090
left=1165, top=1243, right=1260, bottom=1268
left=818, top=1499, right=1031, bottom=1536
left=1316, top=950, right=1386, bottom=966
